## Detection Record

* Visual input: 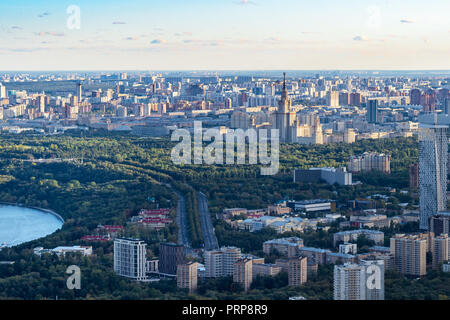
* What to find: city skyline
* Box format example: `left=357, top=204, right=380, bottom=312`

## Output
left=0, top=0, right=449, bottom=70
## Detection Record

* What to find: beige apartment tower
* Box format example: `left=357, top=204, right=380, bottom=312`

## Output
left=233, top=258, right=253, bottom=292
left=177, top=262, right=198, bottom=293
left=288, top=257, right=308, bottom=286
left=390, top=234, right=427, bottom=276
left=433, top=234, right=450, bottom=269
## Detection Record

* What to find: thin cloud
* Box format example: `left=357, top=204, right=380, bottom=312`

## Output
left=124, top=36, right=139, bottom=41
left=112, top=21, right=126, bottom=25
left=400, top=19, right=415, bottom=24
left=11, top=26, right=22, bottom=30
left=38, top=12, right=51, bottom=18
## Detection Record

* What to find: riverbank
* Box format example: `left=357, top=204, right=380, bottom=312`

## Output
left=0, top=202, right=65, bottom=224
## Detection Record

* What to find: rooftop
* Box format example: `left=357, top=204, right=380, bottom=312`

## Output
left=300, top=247, right=331, bottom=253
left=335, top=229, right=384, bottom=235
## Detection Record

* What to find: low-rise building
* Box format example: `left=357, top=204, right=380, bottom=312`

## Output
left=293, top=167, right=352, bottom=186
left=263, top=237, right=304, bottom=257
left=34, top=246, right=93, bottom=257
left=298, top=247, right=331, bottom=265
left=327, top=252, right=357, bottom=264
left=339, top=243, right=357, bottom=255
left=333, top=230, right=385, bottom=247
left=252, top=263, right=282, bottom=279
left=290, top=199, right=334, bottom=213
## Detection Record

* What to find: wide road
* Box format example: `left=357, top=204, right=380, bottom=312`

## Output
left=174, top=189, right=191, bottom=248
left=198, top=192, right=219, bottom=251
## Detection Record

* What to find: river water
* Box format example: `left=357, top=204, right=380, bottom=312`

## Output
left=0, top=205, right=63, bottom=247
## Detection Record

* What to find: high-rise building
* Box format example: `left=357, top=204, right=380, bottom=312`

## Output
left=326, top=91, right=339, bottom=107
left=222, top=246, right=242, bottom=276
left=432, top=234, right=450, bottom=269
left=348, top=152, right=390, bottom=174
left=339, top=92, right=350, bottom=106
left=37, top=95, right=46, bottom=113
left=204, top=246, right=242, bottom=278
left=421, top=89, right=436, bottom=113
left=344, top=128, right=356, bottom=144
left=334, top=261, right=384, bottom=300
left=159, top=243, right=185, bottom=276
left=429, top=212, right=450, bottom=236
left=367, top=99, right=378, bottom=123
left=0, top=83, right=6, bottom=99
left=116, top=106, right=127, bottom=117
left=350, top=92, right=362, bottom=106
left=273, top=72, right=296, bottom=143
left=76, top=82, right=82, bottom=101
left=233, top=258, right=253, bottom=292
left=333, top=264, right=368, bottom=300
left=114, top=238, right=147, bottom=281
left=419, top=124, right=448, bottom=230
left=390, top=234, right=427, bottom=276
left=409, top=163, right=419, bottom=190
left=225, top=97, right=232, bottom=109
left=288, top=257, right=307, bottom=286
left=70, top=95, right=78, bottom=107
left=177, top=262, right=198, bottom=293
left=204, top=250, right=224, bottom=278
left=360, top=259, right=385, bottom=300
left=410, top=88, right=422, bottom=105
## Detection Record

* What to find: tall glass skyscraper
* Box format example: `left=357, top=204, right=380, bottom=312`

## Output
left=367, top=99, right=378, bottom=124
left=419, top=124, right=448, bottom=230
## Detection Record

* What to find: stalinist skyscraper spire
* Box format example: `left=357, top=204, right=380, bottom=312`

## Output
left=279, top=72, right=292, bottom=113
left=274, top=72, right=296, bottom=143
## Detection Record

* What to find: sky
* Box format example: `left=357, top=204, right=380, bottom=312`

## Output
left=0, top=0, right=449, bottom=71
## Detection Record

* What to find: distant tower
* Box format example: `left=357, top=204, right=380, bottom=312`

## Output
left=76, top=82, right=82, bottom=101
left=0, top=83, right=6, bottom=99
left=273, top=73, right=296, bottom=143
left=367, top=100, right=378, bottom=123
left=419, top=124, right=448, bottom=230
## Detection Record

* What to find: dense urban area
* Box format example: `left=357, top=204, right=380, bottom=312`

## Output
left=0, top=70, right=449, bottom=300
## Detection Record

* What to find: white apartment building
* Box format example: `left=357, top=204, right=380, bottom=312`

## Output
left=334, top=260, right=385, bottom=300
left=114, top=238, right=147, bottom=281
left=204, top=246, right=242, bottom=278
